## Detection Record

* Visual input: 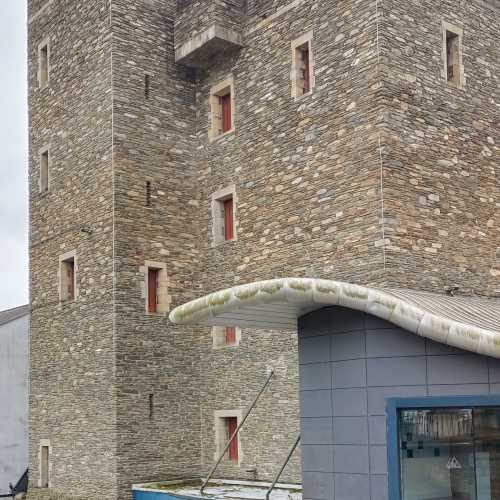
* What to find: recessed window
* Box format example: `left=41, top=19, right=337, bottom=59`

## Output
left=211, top=186, right=237, bottom=246
left=38, top=40, right=50, bottom=88
left=145, top=74, right=151, bottom=99
left=291, top=32, right=314, bottom=98
left=446, top=32, right=459, bottom=84
left=59, top=252, right=76, bottom=302
left=215, top=411, right=242, bottom=465
left=212, top=326, right=241, bottom=348
left=149, top=394, right=154, bottom=420
left=39, top=439, right=51, bottom=488
left=147, top=268, right=159, bottom=313
left=224, top=417, right=239, bottom=463
left=40, top=148, right=49, bottom=193
left=442, top=22, right=463, bottom=88
left=209, top=77, right=235, bottom=140
left=143, top=261, right=171, bottom=315
left=146, top=181, right=152, bottom=206
left=41, top=446, right=49, bottom=488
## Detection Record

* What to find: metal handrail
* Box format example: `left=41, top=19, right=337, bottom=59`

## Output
left=200, top=369, right=275, bottom=494
left=265, top=435, right=301, bottom=500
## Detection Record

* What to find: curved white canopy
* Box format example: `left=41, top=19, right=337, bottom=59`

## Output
left=169, top=278, right=500, bottom=359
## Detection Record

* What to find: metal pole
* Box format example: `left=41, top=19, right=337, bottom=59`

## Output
left=200, top=369, right=275, bottom=494
left=265, top=435, right=301, bottom=500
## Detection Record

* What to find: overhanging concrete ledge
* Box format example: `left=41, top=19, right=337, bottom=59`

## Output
left=169, top=278, right=500, bottom=359
left=175, top=24, right=243, bottom=68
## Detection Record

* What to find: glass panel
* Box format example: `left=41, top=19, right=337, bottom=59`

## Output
left=474, top=407, right=500, bottom=500
left=399, top=408, right=476, bottom=500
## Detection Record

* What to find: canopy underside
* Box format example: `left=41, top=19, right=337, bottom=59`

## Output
left=169, top=278, right=500, bottom=359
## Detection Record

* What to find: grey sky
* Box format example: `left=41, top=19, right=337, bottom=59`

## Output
left=0, top=0, right=28, bottom=310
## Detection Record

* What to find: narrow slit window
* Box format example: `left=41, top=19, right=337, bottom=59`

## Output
left=292, top=34, right=314, bottom=98
left=221, top=93, right=232, bottom=133
left=39, top=42, right=49, bottom=87
left=145, top=74, right=151, bottom=99
left=146, top=181, right=151, bottom=206
left=41, top=446, right=49, bottom=488
left=297, top=43, right=311, bottom=95
left=223, top=197, right=234, bottom=241
left=40, top=149, right=49, bottom=193
left=225, top=417, right=239, bottom=463
left=60, top=256, right=76, bottom=302
left=149, top=394, right=154, bottom=420
left=148, top=268, right=159, bottom=313
left=446, top=30, right=460, bottom=85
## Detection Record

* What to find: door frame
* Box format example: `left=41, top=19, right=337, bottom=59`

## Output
left=387, top=395, right=500, bottom=500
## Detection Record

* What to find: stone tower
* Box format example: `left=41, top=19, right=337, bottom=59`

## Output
left=28, top=0, right=499, bottom=499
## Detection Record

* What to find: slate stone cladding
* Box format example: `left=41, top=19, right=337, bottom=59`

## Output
left=28, top=0, right=498, bottom=499
left=298, top=306, right=500, bottom=500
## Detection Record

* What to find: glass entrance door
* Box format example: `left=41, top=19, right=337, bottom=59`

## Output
left=398, top=406, right=500, bottom=500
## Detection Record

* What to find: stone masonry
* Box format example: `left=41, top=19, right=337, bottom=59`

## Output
left=28, top=0, right=498, bottom=499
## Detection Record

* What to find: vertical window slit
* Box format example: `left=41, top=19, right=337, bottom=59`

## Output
left=146, top=181, right=151, bottom=207
left=149, top=394, right=154, bottom=420
left=145, top=74, right=151, bottom=99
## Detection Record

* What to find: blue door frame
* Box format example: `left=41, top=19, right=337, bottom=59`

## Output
left=386, top=394, right=500, bottom=500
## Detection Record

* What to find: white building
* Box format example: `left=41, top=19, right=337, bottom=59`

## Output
left=0, top=305, right=29, bottom=496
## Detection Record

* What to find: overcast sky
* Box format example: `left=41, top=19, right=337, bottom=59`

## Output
left=0, top=0, right=28, bottom=311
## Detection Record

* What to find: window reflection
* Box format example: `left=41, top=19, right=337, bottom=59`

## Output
left=400, top=408, right=476, bottom=500
left=399, top=407, right=500, bottom=500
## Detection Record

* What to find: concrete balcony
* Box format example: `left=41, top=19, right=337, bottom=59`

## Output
left=175, top=0, right=245, bottom=68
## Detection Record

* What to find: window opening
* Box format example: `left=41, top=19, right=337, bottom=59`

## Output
left=225, top=417, right=239, bottom=463
left=148, top=268, right=159, bottom=313
left=40, top=149, right=49, bottom=193
left=145, top=74, right=151, bottom=98
left=41, top=446, right=49, bottom=488
left=39, top=43, right=49, bottom=87
left=223, top=198, right=234, bottom=241
left=446, top=31, right=460, bottom=85
left=61, top=257, right=75, bottom=302
left=146, top=181, right=151, bottom=207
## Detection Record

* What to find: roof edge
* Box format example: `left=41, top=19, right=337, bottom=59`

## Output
left=0, top=304, right=30, bottom=327
left=169, top=278, right=500, bottom=359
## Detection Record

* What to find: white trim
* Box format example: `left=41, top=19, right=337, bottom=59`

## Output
left=169, top=278, right=500, bottom=359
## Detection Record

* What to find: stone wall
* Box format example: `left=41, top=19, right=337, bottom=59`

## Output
left=378, top=0, right=500, bottom=295
left=28, top=0, right=116, bottom=498
left=28, top=0, right=499, bottom=499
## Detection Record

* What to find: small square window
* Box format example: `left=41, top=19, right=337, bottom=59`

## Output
left=292, top=33, right=314, bottom=98
left=59, top=253, right=76, bottom=302
left=209, top=78, right=234, bottom=140
left=40, top=148, right=49, bottom=193
left=38, top=40, right=50, bottom=88
left=211, top=186, right=237, bottom=246
left=213, top=326, right=241, bottom=348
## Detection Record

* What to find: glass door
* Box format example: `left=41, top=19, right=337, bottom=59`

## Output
left=399, top=408, right=476, bottom=500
